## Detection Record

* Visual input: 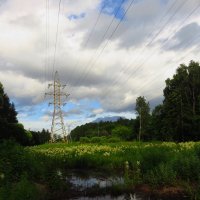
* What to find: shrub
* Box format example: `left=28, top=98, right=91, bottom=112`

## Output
left=145, top=163, right=176, bottom=186
left=79, top=137, right=90, bottom=143
left=90, top=137, right=101, bottom=143
left=107, top=137, right=121, bottom=143
left=0, top=175, right=40, bottom=200
left=140, top=146, right=172, bottom=173
left=172, top=152, right=200, bottom=181
left=111, top=126, right=132, bottom=140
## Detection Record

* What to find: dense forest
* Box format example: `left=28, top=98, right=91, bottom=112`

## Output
left=71, top=60, right=200, bottom=142
left=0, top=82, right=50, bottom=146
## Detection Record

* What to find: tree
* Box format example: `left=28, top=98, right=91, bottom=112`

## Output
left=0, top=83, right=18, bottom=124
left=161, top=60, right=200, bottom=141
left=0, top=82, right=30, bottom=145
left=150, top=104, right=172, bottom=141
left=31, top=129, right=51, bottom=145
left=111, top=125, right=132, bottom=141
left=135, top=96, right=150, bottom=141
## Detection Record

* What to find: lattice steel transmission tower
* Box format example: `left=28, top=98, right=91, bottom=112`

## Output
left=45, top=71, right=69, bottom=142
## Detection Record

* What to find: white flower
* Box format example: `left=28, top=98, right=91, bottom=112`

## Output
left=56, top=170, right=62, bottom=177
left=0, top=173, right=5, bottom=180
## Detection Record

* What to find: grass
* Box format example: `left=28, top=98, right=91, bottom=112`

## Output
left=1, top=140, right=200, bottom=199
left=27, top=141, right=200, bottom=182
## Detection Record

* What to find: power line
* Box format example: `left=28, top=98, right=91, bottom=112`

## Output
left=69, top=4, right=105, bottom=83
left=102, top=0, right=191, bottom=98
left=44, top=0, right=50, bottom=101
left=47, top=0, right=50, bottom=82
left=125, top=0, right=200, bottom=89
left=101, top=0, right=179, bottom=95
left=138, top=34, right=200, bottom=99
left=52, top=0, right=62, bottom=79
left=110, top=1, right=200, bottom=110
left=44, top=0, right=49, bottom=92
left=74, top=0, right=134, bottom=87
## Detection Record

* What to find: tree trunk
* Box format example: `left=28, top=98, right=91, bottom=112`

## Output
left=139, top=108, right=142, bottom=142
left=192, top=88, right=195, bottom=115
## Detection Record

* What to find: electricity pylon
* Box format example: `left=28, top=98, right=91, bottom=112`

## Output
left=45, top=71, right=69, bottom=142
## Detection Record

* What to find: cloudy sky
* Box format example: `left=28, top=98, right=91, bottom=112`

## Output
left=0, top=0, right=200, bottom=132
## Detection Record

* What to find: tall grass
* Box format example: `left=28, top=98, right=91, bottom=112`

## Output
left=2, top=141, right=200, bottom=199
left=28, top=141, right=200, bottom=185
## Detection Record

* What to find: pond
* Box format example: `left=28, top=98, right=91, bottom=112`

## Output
left=63, top=170, right=188, bottom=200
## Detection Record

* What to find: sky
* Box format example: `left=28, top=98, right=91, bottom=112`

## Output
left=0, top=0, right=200, bottom=132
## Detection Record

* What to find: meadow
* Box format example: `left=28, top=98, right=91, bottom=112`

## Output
left=1, top=141, right=200, bottom=199
left=28, top=141, right=200, bottom=197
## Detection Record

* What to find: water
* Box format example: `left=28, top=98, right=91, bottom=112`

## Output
left=64, top=170, right=188, bottom=200
left=71, top=194, right=144, bottom=200
left=66, top=171, right=124, bottom=190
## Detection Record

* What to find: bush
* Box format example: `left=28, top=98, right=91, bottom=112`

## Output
left=0, top=175, right=40, bottom=200
left=145, top=163, right=176, bottom=186
left=111, top=126, right=132, bottom=140
left=172, top=152, right=200, bottom=181
left=80, top=137, right=90, bottom=143
left=107, top=137, right=121, bottom=143
left=90, top=137, right=101, bottom=143
left=140, top=146, right=172, bottom=173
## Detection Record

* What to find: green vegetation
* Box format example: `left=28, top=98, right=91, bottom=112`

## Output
left=135, top=96, right=150, bottom=141
left=0, top=82, right=50, bottom=146
left=2, top=140, right=200, bottom=199
left=26, top=142, right=200, bottom=198
left=1, top=61, right=200, bottom=199
left=72, top=61, right=200, bottom=142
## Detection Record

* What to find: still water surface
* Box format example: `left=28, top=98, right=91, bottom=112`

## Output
left=64, top=170, right=187, bottom=200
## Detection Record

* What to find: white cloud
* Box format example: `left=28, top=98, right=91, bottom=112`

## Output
left=0, top=0, right=200, bottom=130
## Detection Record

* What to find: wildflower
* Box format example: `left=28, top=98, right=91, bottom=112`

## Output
left=125, top=161, right=129, bottom=170
left=0, top=173, right=5, bottom=180
left=103, top=152, right=110, bottom=156
left=56, top=170, right=62, bottom=177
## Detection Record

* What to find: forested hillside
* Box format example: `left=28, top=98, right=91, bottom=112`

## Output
left=71, top=61, right=200, bottom=142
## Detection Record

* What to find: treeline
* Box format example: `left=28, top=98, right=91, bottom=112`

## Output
left=71, top=60, right=200, bottom=142
left=0, top=82, right=50, bottom=146
left=1, top=60, right=200, bottom=144
left=71, top=118, right=136, bottom=141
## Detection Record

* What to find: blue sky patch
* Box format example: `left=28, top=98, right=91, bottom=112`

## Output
left=100, top=0, right=128, bottom=20
left=68, top=12, right=86, bottom=21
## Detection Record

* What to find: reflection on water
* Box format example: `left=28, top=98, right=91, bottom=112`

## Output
left=67, top=173, right=124, bottom=190
left=64, top=170, right=187, bottom=200
left=72, top=193, right=145, bottom=200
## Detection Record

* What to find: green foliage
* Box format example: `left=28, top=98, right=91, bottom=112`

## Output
left=0, top=175, right=40, bottom=200
left=0, top=82, right=32, bottom=145
left=172, top=152, right=200, bottom=181
left=135, top=96, right=150, bottom=141
left=112, top=126, right=132, bottom=140
left=159, top=60, right=200, bottom=141
left=71, top=118, right=135, bottom=141
left=107, top=137, right=121, bottom=143
left=1, top=140, right=200, bottom=199
left=80, top=136, right=90, bottom=143
left=145, top=163, right=176, bottom=186
left=90, top=136, right=102, bottom=143
left=0, top=141, right=45, bottom=200
left=0, top=83, right=17, bottom=124
left=79, top=136, right=121, bottom=143
left=30, top=129, right=50, bottom=145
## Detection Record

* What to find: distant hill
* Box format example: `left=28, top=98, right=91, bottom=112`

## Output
left=93, top=116, right=126, bottom=123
